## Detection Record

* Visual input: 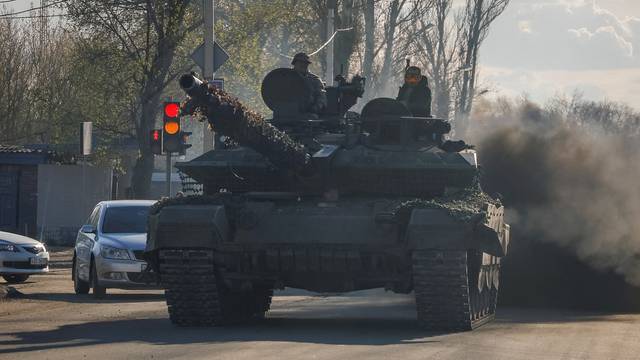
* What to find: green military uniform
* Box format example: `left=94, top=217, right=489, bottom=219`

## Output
left=292, top=53, right=327, bottom=114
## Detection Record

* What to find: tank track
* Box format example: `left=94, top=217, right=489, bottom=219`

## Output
left=158, top=249, right=273, bottom=326
left=413, top=250, right=499, bottom=331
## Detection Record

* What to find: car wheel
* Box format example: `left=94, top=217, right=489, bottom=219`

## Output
left=73, top=256, right=90, bottom=295
left=2, top=274, right=29, bottom=284
left=91, top=259, right=107, bottom=299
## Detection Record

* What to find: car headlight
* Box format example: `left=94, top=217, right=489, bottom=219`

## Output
left=0, top=240, right=18, bottom=252
left=100, top=244, right=131, bottom=260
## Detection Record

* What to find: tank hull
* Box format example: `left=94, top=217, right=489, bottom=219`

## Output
left=146, top=193, right=509, bottom=330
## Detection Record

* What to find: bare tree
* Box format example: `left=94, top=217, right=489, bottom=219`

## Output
left=333, top=0, right=360, bottom=77
left=307, top=0, right=361, bottom=78
left=406, top=0, right=457, bottom=118
left=0, top=13, right=80, bottom=145
left=379, top=1, right=422, bottom=91
left=402, top=0, right=508, bottom=133
left=359, top=0, right=425, bottom=100
left=454, top=0, right=510, bottom=136
left=0, top=18, right=31, bottom=143
left=361, top=0, right=380, bottom=95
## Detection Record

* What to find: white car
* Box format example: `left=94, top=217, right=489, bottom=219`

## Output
left=0, top=231, right=49, bottom=283
left=72, top=200, right=157, bottom=298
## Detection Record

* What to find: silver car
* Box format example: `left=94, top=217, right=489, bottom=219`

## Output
left=72, top=200, right=157, bottom=298
left=0, top=231, right=49, bottom=283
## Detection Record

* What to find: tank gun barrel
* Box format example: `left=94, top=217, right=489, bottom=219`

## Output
left=179, top=74, right=311, bottom=174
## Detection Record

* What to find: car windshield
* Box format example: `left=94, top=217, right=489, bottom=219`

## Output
left=101, top=206, right=149, bottom=234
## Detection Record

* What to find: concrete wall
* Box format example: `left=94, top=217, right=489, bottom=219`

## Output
left=150, top=172, right=184, bottom=200
left=37, top=164, right=112, bottom=245
left=0, top=164, right=38, bottom=238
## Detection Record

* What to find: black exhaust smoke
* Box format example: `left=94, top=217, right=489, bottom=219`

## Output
left=471, top=99, right=640, bottom=310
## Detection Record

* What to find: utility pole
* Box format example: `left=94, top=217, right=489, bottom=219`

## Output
left=202, top=0, right=215, bottom=152
left=325, top=1, right=336, bottom=85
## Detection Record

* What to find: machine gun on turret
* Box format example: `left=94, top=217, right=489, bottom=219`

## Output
left=324, top=69, right=365, bottom=118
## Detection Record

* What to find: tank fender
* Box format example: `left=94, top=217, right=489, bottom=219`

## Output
left=473, top=223, right=505, bottom=257
left=405, top=208, right=507, bottom=257
left=146, top=204, right=228, bottom=252
left=405, top=209, right=471, bottom=251
left=477, top=203, right=509, bottom=257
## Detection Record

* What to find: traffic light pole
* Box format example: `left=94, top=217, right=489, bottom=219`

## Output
left=326, top=1, right=335, bottom=85
left=165, top=152, right=172, bottom=197
left=202, top=0, right=215, bottom=153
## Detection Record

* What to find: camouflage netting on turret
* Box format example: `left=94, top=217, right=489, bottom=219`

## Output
left=393, top=185, right=501, bottom=226
left=189, top=86, right=311, bottom=174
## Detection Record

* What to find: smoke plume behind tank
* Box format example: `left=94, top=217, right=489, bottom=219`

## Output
left=468, top=97, right=640, bottom=309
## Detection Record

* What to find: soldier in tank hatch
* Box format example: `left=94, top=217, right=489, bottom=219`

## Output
left=396, top=66, right=432, bottom=118
left=291, top=52, right=327, bottom=115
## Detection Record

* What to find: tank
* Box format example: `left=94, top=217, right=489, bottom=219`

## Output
left=144, top=69, right=510, bottom=331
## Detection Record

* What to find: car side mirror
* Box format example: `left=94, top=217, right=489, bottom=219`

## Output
left=80, top=224, right=96, bottom=234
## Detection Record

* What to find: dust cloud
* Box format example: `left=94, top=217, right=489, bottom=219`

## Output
left=469, top=97, right=640, bottom=287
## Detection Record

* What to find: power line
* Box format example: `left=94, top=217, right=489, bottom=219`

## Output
left=308, top=27, right=354, bottom=56
left=1, top=13, right=67, bottom=19
left=0, top=0, right=20, bottom=4
left=279, top=27, right=355, bottom=60
left=0, top=0, right=68, bottom=17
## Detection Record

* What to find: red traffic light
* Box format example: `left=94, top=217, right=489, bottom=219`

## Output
left=150, top=129, right=162, bottom=155
left=164, top=102, right=180, bottom=118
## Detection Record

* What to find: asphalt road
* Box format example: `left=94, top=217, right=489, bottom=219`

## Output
left=1, top=252, right=640, bottom=360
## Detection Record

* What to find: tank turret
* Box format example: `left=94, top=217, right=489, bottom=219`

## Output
left=178, top=71, right=477, bottom=198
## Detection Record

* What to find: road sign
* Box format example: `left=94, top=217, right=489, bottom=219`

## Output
left=191, top=41, right=229, bottom=73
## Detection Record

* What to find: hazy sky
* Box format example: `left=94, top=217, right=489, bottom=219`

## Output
left=481, top=0, right=640, bottom=108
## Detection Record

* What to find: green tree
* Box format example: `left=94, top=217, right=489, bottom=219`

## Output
left=66, top=0, right=197, bottom=198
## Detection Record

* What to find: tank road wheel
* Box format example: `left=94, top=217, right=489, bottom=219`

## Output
left=412, top=250, right=501, bottom=332
left=467, top=251, right=500, bottom=328
left=159, top=249, right=225, bottom=326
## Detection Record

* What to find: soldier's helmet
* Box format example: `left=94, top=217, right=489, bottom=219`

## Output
left=405, top=66, right=422, bottom=76
left=291, top=52, right=312, bottom=65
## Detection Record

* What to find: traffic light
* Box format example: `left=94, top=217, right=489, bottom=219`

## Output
left=150, top=129, right=162, bottom=155
left=162, top=101, right=182, bottom=153
left=179, top=131, right=193, bottom=155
